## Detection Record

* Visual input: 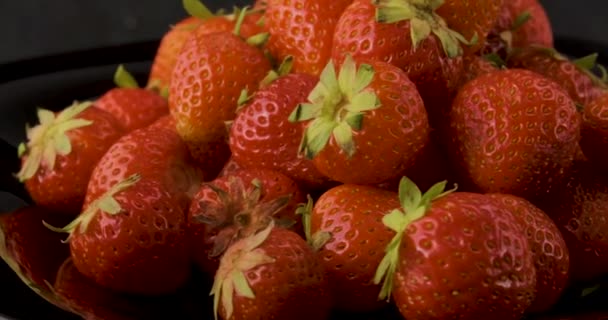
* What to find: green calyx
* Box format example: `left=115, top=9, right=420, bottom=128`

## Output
left=373, top=177, right=456, bottom=301
left=482, top=53, right=507, bottom=69
left=16, top=102, right=95, bottom=182
left=570, top=52, right=608, bottom=89
left=288, top=55, right=381, bottom=159
left=295, top=195, right=331, bottom=251
left=183, top=0, right=215, bottom=20
left=43, top=174, right=141, bottom=242
left=511, top=11, right=532, bottom=31
left=373, top=0, right=476, bottom=58
left=114, top=64, right=140, bottom=89
left=211, top=221, right=276, bottom=320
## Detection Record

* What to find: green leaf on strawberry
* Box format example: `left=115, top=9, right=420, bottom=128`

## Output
left=295, top=194, right=331, bottom=251
left=16, top=102, right=94, bottom=182
left=211, top=221, right=276, bottom=320
left=374, top=176, right=456, bottom=301
left=113, top=64, right=140, bottom=89
left=182, top=0, right=214, bottom=20
left=289, top=55, right=381, bottom=159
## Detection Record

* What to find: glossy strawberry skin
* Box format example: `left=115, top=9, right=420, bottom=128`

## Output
left=393, top=192, right=536, bottom=320
left=188, top=168, right=305, bottom=275
left=488, top=193, right=569, bottom=313
left=508, top=46, right=605, bottom=107
left=534, top=161, right=608, bottom=283
left=95, top=88, right=169, bottom=132
left=448, top=68, right=581, bottom=200
left=23, top=106, right=124, bottom=215
left=312, top=60, right=430, bottom=185
left=219, top=228, right=332, bottom=320
left=311, top=184, right=398, bottom=312
left=169, top=30, right=272, bottom=177
left=580, top=92, right=608, bottom=168
left=229, top=73, right=332, bottom=189
left=264, top=0, right=353, bottom=76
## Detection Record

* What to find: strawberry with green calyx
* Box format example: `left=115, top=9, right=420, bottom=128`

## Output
left=95, top=65, right=169, bottom=132
left=169, top=6, right=272, bottom=178
left=211, top=221, right=332, bottom=320
left=188, top=169, right=305, bottom=275
left=16, top=101, right=124, bottom=215
left=289, top=55, right=429, bottom=185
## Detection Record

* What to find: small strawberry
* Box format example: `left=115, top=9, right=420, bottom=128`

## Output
left=264, top=0, right=353, bottom=76
left=16, top=101, right=124, bottom=214
left=375, top=178, right=536, bottom=319
left=448, top=68, right=581, bottom=199
left=229, top=72, right=332, bottom=189
left=211, top=222, right=332, bottom=320
left=305, top=184, right=399, bottom=312
left=169, top=7, right=272, bottom=177
left=580, top=92, right=608, bottom=169
left=507, top=46, right=607, bottom=107
left=289, top=55, right=429, bottom=185
left=95, top=65, right=169, bottom=132
left=188, top=168, right=304, bottom=275
left=488, top=193, right=570, bottom=313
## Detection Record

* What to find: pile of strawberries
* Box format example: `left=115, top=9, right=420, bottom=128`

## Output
left=2, top=0, right=608, bottom=319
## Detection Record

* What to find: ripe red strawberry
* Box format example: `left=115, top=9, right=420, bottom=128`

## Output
left=534, top=161, right=608, bottom=283
left=305, top=184, right=399, bottom=312
left=580, top=91, right=608, bottom=168
left=188, top=168, right=304, bottom=275
left=95, top=65, right=169, bottom=132
left=289, top=55, right=429, bottom=185
left=455, top=55, right=500, bottom=90
left=169, top=9, right=272, bottom=177
left=148, top=1, right=264, bottom=89
left=483, top=0, right=553, bottom=57
left=507, top=46, right=607, bottom=107
left=16, top=102, right=124, bottom=214
left=264, top=0, right=353, bottom=76
left=211, top=223, right=332, bottom=320
left=45, top=118, right=203, bottom=295
left=375, top=178, right=536, bottom=319
left=487, top=193, right=570, bottom=313
left=448, top=68, right=581, bottom=199
left=229, top=72, right=332, bottom=189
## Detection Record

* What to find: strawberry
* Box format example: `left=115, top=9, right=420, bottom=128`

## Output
left=264, top=0, right=353, bottom=76
left=148, top=0, right=265, bottom=89
left=483, top=0, right=553, bottom=57
left=95, top=65, right=169, bottom=132
left=305, top=184, right=399, bottom=312
left=169, top=8, right=272, bottom=177
left=448, top=68, right=581, bottom=199
left=375, top=178, right=536, bottom=319
left=288, top=55, right=429, bottom=185
left=487, top=193, right=570, bottom=313
left=507, top=46, right=607, bottom=107
left=188, top=168, right=304, bottom=275
left=455, top=55, right=501, bottom=90
left=45, top=118, right=202, bottom=295
left=16, top=102, right=124, bottom=214
left=229, top=72, right=332, bottom=189
left=211, top=223, right=332, bottom=320
left=580, top=91, right=608, bottom=168
left=534, top=161, right=608, bottom=284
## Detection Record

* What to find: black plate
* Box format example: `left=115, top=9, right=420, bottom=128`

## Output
left=2, top=37, right=608, bottom=320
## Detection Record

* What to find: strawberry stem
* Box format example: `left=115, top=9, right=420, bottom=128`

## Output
left=113, top=64, right=140, bottom=89
left=182, top=0, right=215, bottom=20
left=233, top=6, right=250, bottom=37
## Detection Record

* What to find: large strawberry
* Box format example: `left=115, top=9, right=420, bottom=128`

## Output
left=581, top=92, right=608, bottom=168
left=289, top=55, right=429, bottom=185
left=229, top=72, right=332, bottom=189
left=448, top=68, right=581, bottom=199
left=169, top=8, right=272, bottom=177
left=188, top=168, right=305, bottom=275
left=507, top=46, right=607, bottom=107
left=534, top=161, right=608, bottom=283
left=95, top=65, right=169, bottom=132
left=304, top=184, right=399, bottom=312
left=264, top=0, right=353, bottom=76
left=211, top=223, right=332, bottom=320
left=16, top=102, right=124, bottom=214
left=488, top=193, right=570, bottom=313
left=375, top=178, right=536, bottom=319
left=45, top=117, right=202, bottom=295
